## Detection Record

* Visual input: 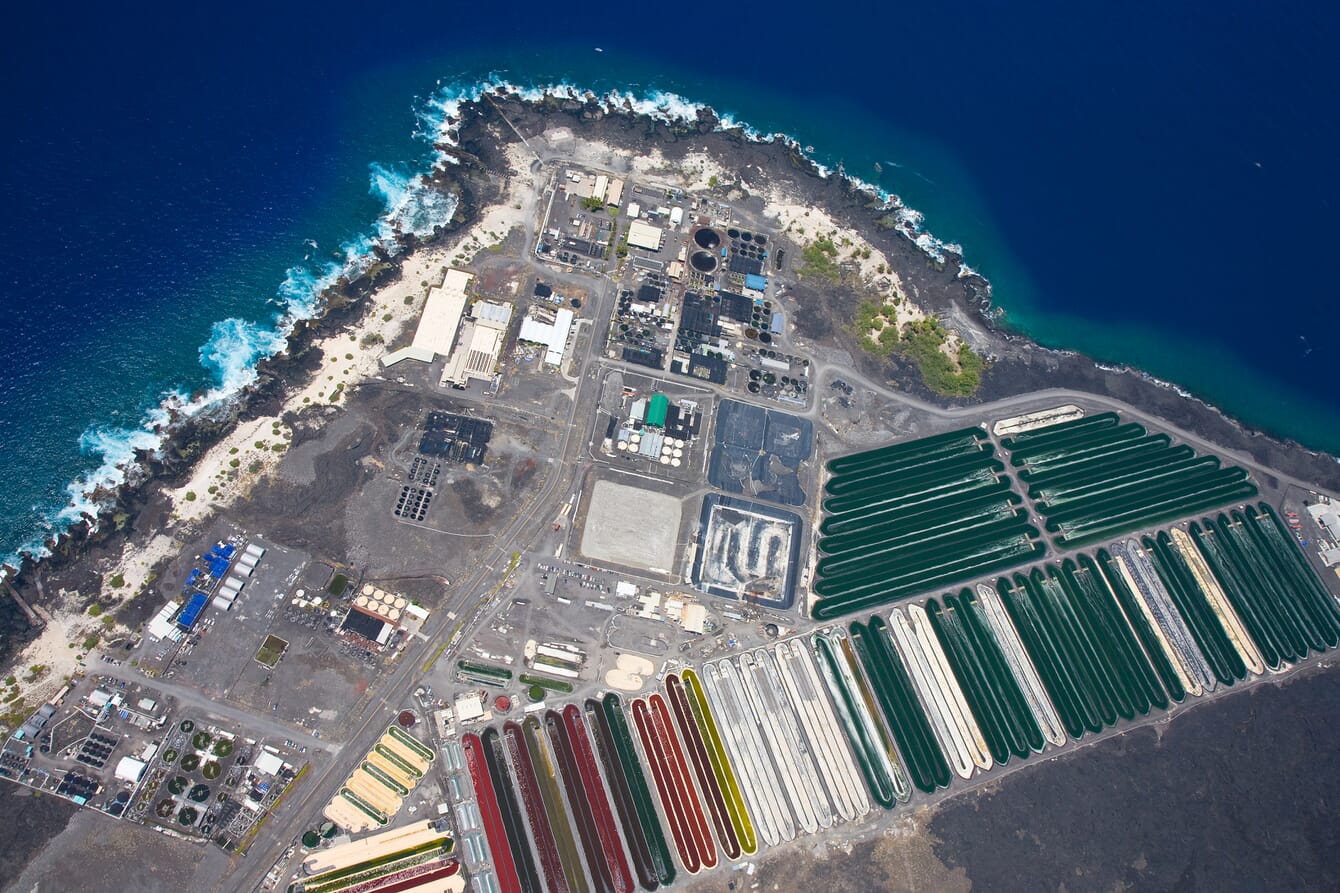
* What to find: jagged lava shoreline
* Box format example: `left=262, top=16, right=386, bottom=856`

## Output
left=3, top=86, right=1338, bottom=669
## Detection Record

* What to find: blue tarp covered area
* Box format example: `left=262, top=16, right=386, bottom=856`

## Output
left=208, top=556, right=230, bottom=578
left=177, top=592, right=208, bottom=629
left=745, top=273, right=768, bottom=291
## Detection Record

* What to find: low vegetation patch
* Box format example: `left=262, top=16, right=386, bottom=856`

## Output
left=798, top=236, right=841, bottom=281
left=855, top=300, right=985, bottom=396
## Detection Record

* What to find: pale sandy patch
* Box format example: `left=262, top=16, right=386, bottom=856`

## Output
left=167, top=144, right=535, bottom=524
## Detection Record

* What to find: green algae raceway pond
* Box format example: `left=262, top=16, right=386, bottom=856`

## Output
left=412, top=410, right=1340, bottom=893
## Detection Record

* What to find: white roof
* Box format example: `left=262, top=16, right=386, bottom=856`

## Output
left=254, top=751, right=285, bottom=776
left=381, top=346, right=436, bottom=367
left=627, top=221, right=663, bottom=252
left=472, top=300, right=514, bottom=325
left=681, top=603, right=707, bottom=635
left=517, top=308, right=574, bottom=366
left=456, top=693, right=485, bottom=722
left=441, top=317, right=507, bottom=387
left=412, top=269, right=472, bottom=358
left=114, top=756, right=147, bottom=784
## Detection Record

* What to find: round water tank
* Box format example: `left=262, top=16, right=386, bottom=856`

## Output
left=495, top=696, right=512, bottom=713
left=673, top=448, right=683, bottom=458
left=394, top=597, right=407, bottom=609
left=617, top=441, right=628, bottom=451
left=397, top=710, right=416, bottom=728
left=355, top=595, right=369, bottom=608
left=660, top=456, right=671, bottom=465
left=671, top=458, right=681, bottom=467
left=674, top=438, right=685, bottom=448
left=362, top=584, right=375, bottom=596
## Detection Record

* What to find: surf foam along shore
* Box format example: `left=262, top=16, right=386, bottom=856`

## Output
left=1, top=159, right=462, bottom=579
left=424, top=79, right=969, bottom=265
left=1, top=78, right=973, bottom=580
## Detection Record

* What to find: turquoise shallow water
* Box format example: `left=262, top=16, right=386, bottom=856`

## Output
left=2, top=4, right=1338, bottom=572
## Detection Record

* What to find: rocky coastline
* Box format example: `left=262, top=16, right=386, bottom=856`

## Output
left=3, top=86, right=1338, bottom=668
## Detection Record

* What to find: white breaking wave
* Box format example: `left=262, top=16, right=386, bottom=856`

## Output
left=416, top=77, right=969, bottom=264
left=2, top=116, right=463, bottom=576
left=4, top=75, right=972, bottom=577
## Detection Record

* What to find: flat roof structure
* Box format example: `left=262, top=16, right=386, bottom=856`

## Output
left=380, top=346, right=436, bottom=368
left=254, top=751, right=285, bottom=776
left=681, top=603, right=707, bottom=634
left=628, top=220, right=664, bottom=252
left=1307, top=502, right=1340, bottom=540
left=146, top=599, right=182, bottom=642
left=177, top=592, right=208, bottom=630
left=411, top=269, right=472, bottom=358
left=442, top=301, right=512, bottom=388
left=518, top=308, right=575, bottom=366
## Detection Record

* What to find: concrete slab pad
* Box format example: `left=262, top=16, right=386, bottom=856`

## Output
left=580, top=480, right=681, bottom=573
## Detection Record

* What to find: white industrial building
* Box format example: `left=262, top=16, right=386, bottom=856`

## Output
left=381, top=268, right=473, bottom=367
left=518, top=307, right=575, bottom=367
left=627, top=220, right=664, bottom=252
left=114, top=756, right=147, bottom=784
left=145, top=599, right=185, bottom=642
left=1307, top=501, right=1340, bottom=540
left=441, top=300, right=513, bottom=388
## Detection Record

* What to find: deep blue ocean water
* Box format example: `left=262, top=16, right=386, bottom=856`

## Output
left=3, top=2, right=1339, bottom=570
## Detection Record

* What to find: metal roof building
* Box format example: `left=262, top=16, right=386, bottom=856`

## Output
left=410, top=269, right=472, bottom=358
left=646, top=393, right=669, bottom=428
left=627, top=221, right=663, bottom=252
left=518, top=308, right=575, bottom=366
left=441, top=301, right=513, bottom=388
